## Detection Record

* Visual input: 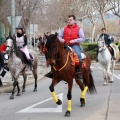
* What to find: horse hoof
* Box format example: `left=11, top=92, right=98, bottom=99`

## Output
left=64, top=110, right=71, bottom=117
left=103, top=83, right=107, bottom=86
left=16, top=93, right=21, bottom=96
left=33, top=89, right=37, bottom=92
left=56, top=99, right=62, bottom=105
left=9, top=95, right=14, bottom=99
left=80, top=98, right=85, bottom=107
left=22, top=89, right=26, bottom=92
left=109, top=81, right=114, bottom=83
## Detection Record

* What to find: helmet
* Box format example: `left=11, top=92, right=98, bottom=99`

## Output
left=16, top=25, right=24, bottom=29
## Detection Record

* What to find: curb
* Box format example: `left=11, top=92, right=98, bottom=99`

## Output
left=0, top=68, right=46, bottom=93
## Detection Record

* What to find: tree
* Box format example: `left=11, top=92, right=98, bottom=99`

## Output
left=110, top=0, right=120, bottom=18
left=93, top=0, right=114, bottom=29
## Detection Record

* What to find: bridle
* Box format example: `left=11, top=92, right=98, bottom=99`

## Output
left=98, top=39, right=106, bottom=53
left=46, top=41, right=69, bottom=72
left=6, top=39, right=14, bottom=53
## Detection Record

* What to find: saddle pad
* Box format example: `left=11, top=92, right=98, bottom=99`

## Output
left=81, top=53, right=86, bottom=59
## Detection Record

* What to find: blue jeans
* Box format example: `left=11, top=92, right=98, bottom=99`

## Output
left=71, top=45, right=82, bottom=62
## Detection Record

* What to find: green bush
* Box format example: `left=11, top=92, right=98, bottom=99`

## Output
left=81, top=43, right=97, bottom=60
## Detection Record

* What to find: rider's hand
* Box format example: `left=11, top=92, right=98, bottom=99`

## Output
left=70, top=40, right=75, bottom=44
left=18, top=46, right=23, bottom=49
left=61, top=39, right=65, bottom=43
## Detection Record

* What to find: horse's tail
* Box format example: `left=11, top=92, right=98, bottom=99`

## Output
left=110, top=44, right=119, bottom=61
left=82, top=70, right=97, bottom=94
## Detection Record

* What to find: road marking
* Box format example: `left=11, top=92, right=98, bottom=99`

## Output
left=17, top=93, right=63, bottom=113
left=99, top=66, right=120, bottom=80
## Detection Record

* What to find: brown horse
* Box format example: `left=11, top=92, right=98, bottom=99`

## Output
left=37, top=36, right=45, bottom=54
left=45, top=33, right=97, bottom=117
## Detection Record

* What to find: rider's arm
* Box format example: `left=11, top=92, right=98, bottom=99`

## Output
left=22, top=35, right=27, bottom=47
left=73, top=28, right=85, bottom=43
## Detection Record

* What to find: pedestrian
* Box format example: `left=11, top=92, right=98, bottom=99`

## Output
left=13, top=25, right=33, bottom=71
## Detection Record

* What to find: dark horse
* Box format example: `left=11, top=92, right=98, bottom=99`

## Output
left=6, top=36, right=38, bottom=99
left=45, top=33, right=97, bottom=117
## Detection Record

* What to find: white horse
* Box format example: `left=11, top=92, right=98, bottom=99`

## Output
left=6, top=36, right=38, bottom=99
left=97, top=37, right=119, bottom=85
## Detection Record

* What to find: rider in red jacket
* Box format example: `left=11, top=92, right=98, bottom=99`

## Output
left=0, top=42, right=7, bottom=87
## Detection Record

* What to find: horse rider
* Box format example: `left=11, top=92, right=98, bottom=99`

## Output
left=13, top=25, right=33, bottom=71
left=58, top=15, right=85, bottom=79
left=45, top=15, right=85, bottom=79
left=99, top=28, right=116, bottom=60
left=0, top=41, right=8, bottom=87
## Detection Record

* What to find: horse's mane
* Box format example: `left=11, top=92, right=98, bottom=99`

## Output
left=12, top=36, right=25, bottom=63
left=46, top=33, right=62, bottom=48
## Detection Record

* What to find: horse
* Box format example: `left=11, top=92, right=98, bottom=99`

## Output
left=97, top=37, right=119, bottom=85
left=5, top=36, right=38, bottom=99
left=37, top=36, right=45, bottom=54
left=44, top=33, right=97, bottom=117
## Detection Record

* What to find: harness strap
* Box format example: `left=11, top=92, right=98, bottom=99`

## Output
left=53, top=52, right=69, bottom=71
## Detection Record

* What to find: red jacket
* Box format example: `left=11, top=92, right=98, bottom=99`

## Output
left=0, top=43, right=7, bottom=53
left=63, top=24, right=80, bottom=46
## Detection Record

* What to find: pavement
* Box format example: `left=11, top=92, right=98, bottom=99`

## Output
left=0, top=48, right=50, bottom=93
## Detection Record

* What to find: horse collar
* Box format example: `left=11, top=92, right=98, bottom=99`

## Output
left=52, top=52, right=69, bottom=72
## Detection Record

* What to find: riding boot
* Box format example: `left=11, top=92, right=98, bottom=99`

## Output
left=0, top=78, right=3, bottom=87
left=76, top=61, right=83, bottom=80
left=28, top=59, right=33, bottom=71
left=0, top=69, right=6, bottom=77
left=44, top=71, right=53, bottom=78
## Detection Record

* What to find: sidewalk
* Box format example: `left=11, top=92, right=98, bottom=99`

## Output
left=0, top=50, right=49, bottom=93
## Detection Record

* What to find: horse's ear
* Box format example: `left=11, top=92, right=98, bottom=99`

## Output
left=102, top=35, right=104, bottom=40
left=54, top=32, right=58, bottom=38
left=44, top=33, right=48, bottom=39
left=4, top=34, right=7, bottom=38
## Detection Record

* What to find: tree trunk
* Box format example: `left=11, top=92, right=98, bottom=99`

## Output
left=91, top=24, right=96, bottom=43
left=101, top=13, right=106, bottom=29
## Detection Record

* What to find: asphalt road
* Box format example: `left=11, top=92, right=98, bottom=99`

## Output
left=0, top=62, right=120, bottom=120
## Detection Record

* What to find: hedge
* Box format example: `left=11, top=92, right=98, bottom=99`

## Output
left=81, top=43, right=98, bottom=60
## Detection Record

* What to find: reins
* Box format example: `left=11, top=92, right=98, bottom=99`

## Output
left=52, top=52, right=70, bottom=71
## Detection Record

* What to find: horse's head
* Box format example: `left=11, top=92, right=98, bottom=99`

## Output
left=45, top=33, right=59, bottom=65
left=5, top=35, right=14, bottom=54
left=97, top=36, right=106, bottom=52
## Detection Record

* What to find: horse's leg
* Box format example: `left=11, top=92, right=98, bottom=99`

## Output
left=16, top=81, right=21, bottom=96
left=9, top=78, right=17, bottom=99
left=64, top=80, right=73, bottom=117
left=106, top=63, right=111, bottom=84
left=49, top=79, right=62, bottom=105
left=75, top=79, right=85, bottom=107
left=109, top=61, right=115, bottom=83
left=101, top=65, right=107, bottom=86
left=32, top=69, right=37, bottom=92
left=22, top=72, right=27, bottom=92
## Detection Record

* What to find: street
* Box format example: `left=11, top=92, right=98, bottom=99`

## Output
left=0, top=62, right=120, bottom=120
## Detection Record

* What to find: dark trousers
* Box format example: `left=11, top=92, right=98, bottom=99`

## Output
left=0, top=52, right=4, bottom=70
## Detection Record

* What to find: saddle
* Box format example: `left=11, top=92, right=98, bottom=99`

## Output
left=20, top=51, right=33, bottom=64
left=64, top=45, right=86, bottom=65
left=107, top=45, right=116, bottom=60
